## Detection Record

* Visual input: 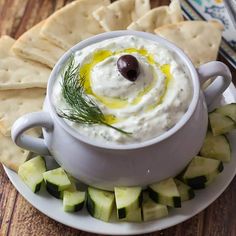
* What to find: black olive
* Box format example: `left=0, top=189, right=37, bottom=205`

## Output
left=117, top=55, right=140, bottom=81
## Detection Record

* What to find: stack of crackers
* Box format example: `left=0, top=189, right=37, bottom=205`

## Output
left=0, top=0, right=223, bottom=172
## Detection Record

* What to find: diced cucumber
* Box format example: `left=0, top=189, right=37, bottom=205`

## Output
left=18, top=156, right=46, bottom=193
left=148, top=178, right=181, bottom=208
left=142, top=192, right=168, bottom=222
left=215, top=103, right=236, bottom=122
left=209, top=112, right=235, bottom=136
left=46, top=173, right=77, bottom=199
left=204, top=169, right=222, bottom=186
left=46, top=180, right=77, bottom=199
left=43, top=167, right=71, bottom=192
left=114, top=186, right=142, bottom=222
left=86, top=187, right=114, bottom=222
left=174, top=179, right=195, bottom=201
left=46, top=185, right=63, bottom=199
left=119, top=207, right=142, bottom=222
left=63, top=191, right=86, bottom=212
left=200, top=131, right=231, bottom=162
left=182, top=156, right=223, bottom=189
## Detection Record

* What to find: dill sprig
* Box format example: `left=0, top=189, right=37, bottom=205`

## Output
left=58, top=55, right=131, bottom=135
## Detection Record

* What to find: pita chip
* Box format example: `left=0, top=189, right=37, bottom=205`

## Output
left=0, top=133, right=29, bottom=172
left=40, top=0, right=110, bottom=50
left=155, top=21, right=223, bottom=67
left=0, top=88, right=46, bottom=136
left=93, top=0, right=151, bottom=31
left=11, top=21, right=65, bottom=68
left=127, top=0, right=183, bottom=32
left=0, top=36, right=50, bottom=90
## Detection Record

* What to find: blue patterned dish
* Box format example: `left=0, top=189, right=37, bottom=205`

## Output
left=181, top=0, right=236, bottom=69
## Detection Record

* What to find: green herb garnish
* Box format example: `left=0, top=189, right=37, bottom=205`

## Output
left=58, top=55, right=131, bottom=135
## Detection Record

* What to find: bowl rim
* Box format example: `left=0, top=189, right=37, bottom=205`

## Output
left=47, top=30, right=200, bottom=150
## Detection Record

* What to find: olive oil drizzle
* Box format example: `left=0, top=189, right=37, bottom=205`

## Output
left=59, top=56, right=131, bottom=135
left=79, top=48, right=172, bottom=124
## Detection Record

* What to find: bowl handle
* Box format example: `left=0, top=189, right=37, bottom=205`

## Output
left=197, top=61, right=232, bottom=107
left=11, top=112, right=53, bottom=156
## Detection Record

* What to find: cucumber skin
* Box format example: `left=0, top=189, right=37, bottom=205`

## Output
left=86, top=193, right=95, bottom=217
left=147, top=186, right=159, bottom=203
left=115, top=191, right=142, bottom=220
left=64, top=202, right=84, bottom=212
left=218, top=162, right=224, bottom=173
left=46, top=185, right=63, bottom=199
left=138, top=193, right=143, bottom=208
left=118, top=208, right=126, bottom=219
left=147, top=187, right=181, bottom=208
left=184, top=162, right=223, bottom=189
left=142, top=192, right=169, bottom=221
left=174, top=179, right=195, bottom=201
left=74, top=202, right=84, bottom=212
left=45, top=179, right=72, bottom=193
left=118, top=208, right=142, bottom=222
left=184, top=176, right=207, bottom=189
left=45, top=180, right=60, bottom=192
left=34, top=182, right=42, bottom=193
left=117, top=192, right=142, bottom=219
left=188, top=189, right=195, bottom=200
left=172, top=197, right=181, bottom=208
left=46, top=180, right=79, bottom=199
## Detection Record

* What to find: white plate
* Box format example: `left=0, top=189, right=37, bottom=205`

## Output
left=4, top=84, right=236, bottom=235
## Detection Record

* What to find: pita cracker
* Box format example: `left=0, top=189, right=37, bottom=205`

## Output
left=155, top=21, right=223, bottom=67
left=93, top=0, right=150, bottom=31
left=40, top=0, right=110, bottom=50
left=127, top=0, right=183, bottom=32
left=11, top=21, right=65, bottom=68
left=0, top=36, right=50, bottom=90
left=0, top=133, right=29, bottom=172
left=0, top=88, right=46, bottom=136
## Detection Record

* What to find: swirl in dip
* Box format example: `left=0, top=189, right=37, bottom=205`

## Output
left=52, top=35, right=193, bottom=144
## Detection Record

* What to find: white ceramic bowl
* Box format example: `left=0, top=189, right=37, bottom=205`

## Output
left=11, top=31, right=232, bottom=190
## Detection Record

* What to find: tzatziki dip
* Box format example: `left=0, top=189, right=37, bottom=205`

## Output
left=52, top=35, right=193, bottom=144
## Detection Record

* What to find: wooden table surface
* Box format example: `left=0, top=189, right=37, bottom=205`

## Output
left=0, top=1, right=236, bottom=236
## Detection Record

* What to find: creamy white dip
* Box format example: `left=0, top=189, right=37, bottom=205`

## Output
left=52, top=36, right=193, bottom=144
